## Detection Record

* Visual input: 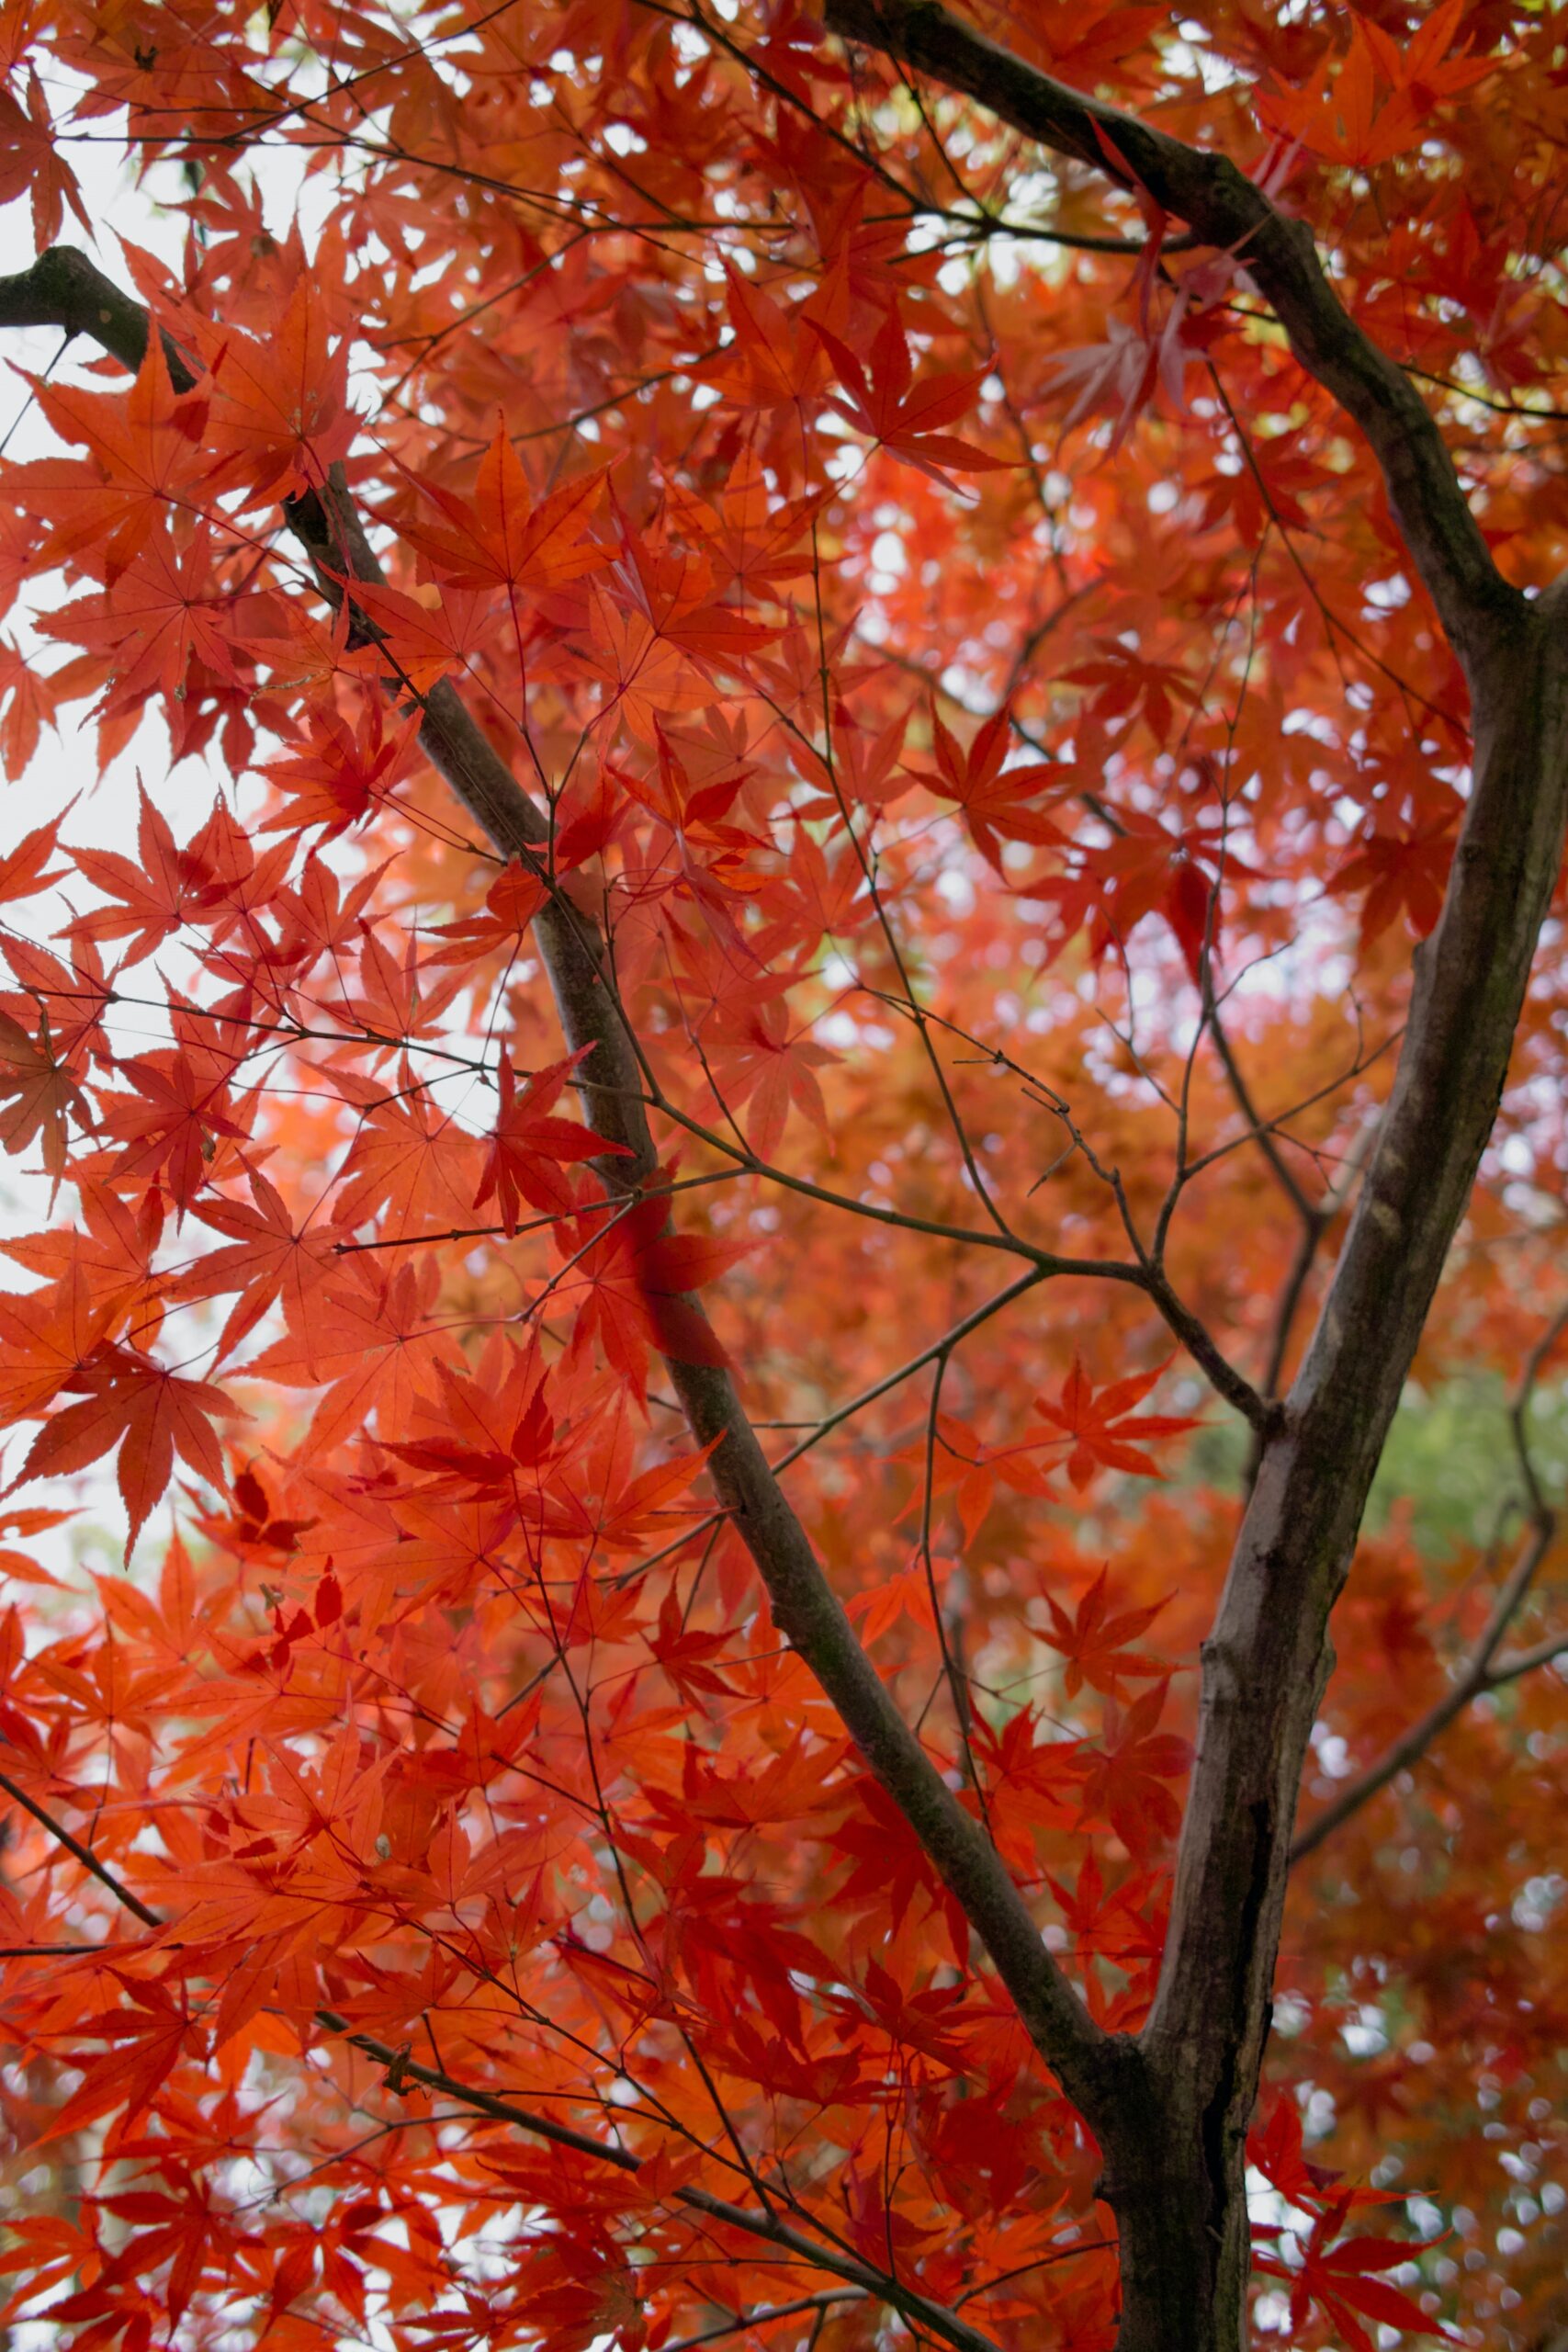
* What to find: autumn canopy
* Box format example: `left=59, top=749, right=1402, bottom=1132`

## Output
left=1, top=0, right=1567, bottom=2346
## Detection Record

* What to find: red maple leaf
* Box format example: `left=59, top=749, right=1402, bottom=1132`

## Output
left=0, top=64, right=92, bottom=247
left=1078, top=1680, right=1193, bottom=1856
left=98, top=1046, right=252, bottom=1217
left=14, top=1342, right=247, bottom=1562
left=905, top=702, right=1068, bottom=872
left=258, top=699, right=422, bottom=840
left=1326, top=806, right=1459, bottom=943
left=398, top=424, right=608, bottom=596
left=0, top=1002, right=91, bottom=1197
left=38, top=529, right=242, bottom=720
left=814, top=311, right=1007, bottom=490
left=1254, top=2190, right=1454, bottom=2352
left=561, top=1196, right=749, bottom=1396
left=1038, top=1567, right=1172, bottom=1699
left=696, top=261, right=835, bottom=413
left=26, top=326, right=210, bottom=582
left=1026, top=1357, right=1200, bottom=1491
left=474, top=1049, right=630, bottom=1237
left=192, top=274, right=357, bottom=504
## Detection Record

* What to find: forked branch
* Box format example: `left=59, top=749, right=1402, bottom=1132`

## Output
left=0, top=243, right=1115, bottom=2114
left=821, top=0, right=1515, bottom=666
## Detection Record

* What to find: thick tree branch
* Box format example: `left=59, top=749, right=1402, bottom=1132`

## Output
left=822, top=0, right=1517, bottom=667
left=0, top=245, right=1113, bottom=2118
left=806, top=11, right=1568, bottom=2340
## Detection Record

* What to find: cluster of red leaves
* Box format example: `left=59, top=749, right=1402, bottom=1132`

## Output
left=0, top=0, right=1566, bottom=2349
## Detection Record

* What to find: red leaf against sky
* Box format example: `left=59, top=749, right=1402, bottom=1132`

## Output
left=0, top=1003, right=89, bottom=1195
left=171, top=1166, right=355, bottom=1374
left=14, top=1343, right=246, bottom=1562
left=697, top=259, right=836, bottom=412
left=1254, top=0, right=1493, bottom=169
left=96, top=1046, right=252, bottom=1218
left=0, top=63, right=91, bottom=246
left=25, top=327, right=210, bottom=581
left=190, top=275, right=357, bottom=504
left=37, top=530, right=242, bottom=721
left=1254, top=2192, right=1454, bottom=2352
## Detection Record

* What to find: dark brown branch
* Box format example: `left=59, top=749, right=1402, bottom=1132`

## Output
left=0, top=1764, right=162, bottom=1928
left=657, top=2294, right=866, bottom=2352
left=1205, top=998, right=1324, bottom=1236
left=822, top=0, right=1516, bottom=668
left=0, top=244, right=1112, bottom=2120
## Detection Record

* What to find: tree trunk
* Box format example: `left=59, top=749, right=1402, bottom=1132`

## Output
left=1111, top=605, right=1568, bottom=2345
left=1086, top=2041, right=1253, bottom=2352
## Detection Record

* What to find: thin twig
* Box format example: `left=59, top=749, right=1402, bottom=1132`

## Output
left=1292, top=1303, right=1568, bottom=1860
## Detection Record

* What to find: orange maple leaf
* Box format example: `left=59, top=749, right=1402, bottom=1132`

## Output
left=398, top=425, right=609, bottom=596
left=1254, top=1, right=1492, bottom=171
left=196, top=275, right=357, bottom=504
left=26, top=326, right=210, bottom=581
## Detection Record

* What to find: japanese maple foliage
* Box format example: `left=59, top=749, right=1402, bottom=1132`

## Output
left=0, top=1, right=1566, bottom=2349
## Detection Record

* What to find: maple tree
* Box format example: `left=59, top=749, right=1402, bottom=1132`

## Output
left=2, top=0, right=1568, bottom=2346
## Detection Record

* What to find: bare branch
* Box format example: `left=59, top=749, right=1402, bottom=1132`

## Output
left=657, top=2294, right=867, bottom=2352
left=0, top=1764, right=162, bottom=1928
left=1204, top=996, right=1325, bottom=1237
left=1292, top=1304, right=1568, bottom=1860
left=1483, top=1625, right=1568, bottom=1689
